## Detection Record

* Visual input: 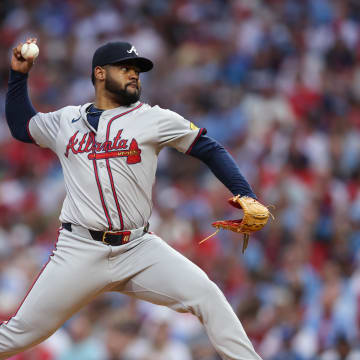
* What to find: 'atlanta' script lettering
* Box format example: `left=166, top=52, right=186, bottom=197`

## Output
left=65, top=130, right=142, bottom=164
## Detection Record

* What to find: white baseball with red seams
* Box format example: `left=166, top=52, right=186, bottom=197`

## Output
left=20, top=43, right=39, bottom=60
left=0, top=101, right=263, bottom=360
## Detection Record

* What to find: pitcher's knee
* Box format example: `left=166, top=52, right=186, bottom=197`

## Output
left=204, top=281, right=227, bottom=307
left=182, top=281, right=228, bottom=324
left=185, top=277, right=225, bottom=308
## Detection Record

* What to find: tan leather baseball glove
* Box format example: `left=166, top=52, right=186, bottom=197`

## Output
left=201, top=195, right=272, bottom=253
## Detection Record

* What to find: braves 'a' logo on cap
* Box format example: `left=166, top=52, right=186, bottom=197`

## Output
left=127, top=46, right=139, bottom=56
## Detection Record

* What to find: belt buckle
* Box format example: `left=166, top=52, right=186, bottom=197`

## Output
left=102, top=230, right=131, bottom=245
left=102, top=231, right=111, bottom=245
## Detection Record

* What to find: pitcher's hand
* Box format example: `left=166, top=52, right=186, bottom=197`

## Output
left=11, top=38, right=38, bottom=74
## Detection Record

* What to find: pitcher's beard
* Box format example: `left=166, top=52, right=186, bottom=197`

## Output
left=105, top=78, right=141, bottom=106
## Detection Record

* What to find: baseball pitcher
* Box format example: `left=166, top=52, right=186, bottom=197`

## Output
left=2, top=38, right=268, bottom=360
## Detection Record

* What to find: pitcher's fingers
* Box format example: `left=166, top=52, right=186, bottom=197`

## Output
left=26, top=38, right=37, bottom=44
left=13, top=45, right=22, bottom=60
left=16, top=43, right=23, bottom=53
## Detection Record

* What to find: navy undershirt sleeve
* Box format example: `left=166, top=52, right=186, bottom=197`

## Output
left=5, top=70, right=36, bottom=143
left=189, top=135, right=257, bottom=199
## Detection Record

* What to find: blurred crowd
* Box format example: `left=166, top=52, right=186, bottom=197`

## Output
left=1, top=0, right=360, bottom=359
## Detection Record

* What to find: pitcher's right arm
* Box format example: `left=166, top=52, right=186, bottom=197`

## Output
left=5, top=38, right=38, bottom=143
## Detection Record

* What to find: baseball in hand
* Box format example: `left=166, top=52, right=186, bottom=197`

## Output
left=21, top=43, right=39, bottom=60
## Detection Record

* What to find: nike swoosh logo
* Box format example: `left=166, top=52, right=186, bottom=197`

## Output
left=71, top=116, right=81, bottom=123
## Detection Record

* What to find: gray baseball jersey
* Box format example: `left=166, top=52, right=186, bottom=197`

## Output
left=29, top=101, right=203, bottom=230
left=1, top=101, right=262, bottom=360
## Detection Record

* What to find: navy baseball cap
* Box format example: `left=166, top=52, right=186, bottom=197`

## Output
left=92, top=41, right=153, bottom=75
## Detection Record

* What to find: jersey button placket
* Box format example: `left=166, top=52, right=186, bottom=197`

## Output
left=89, top=116, right=118, bottom=230
left=99, top=120, right=121, bottom=230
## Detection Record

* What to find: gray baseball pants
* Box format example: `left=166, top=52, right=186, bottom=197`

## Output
left=0, top=225, right=262, bottom=360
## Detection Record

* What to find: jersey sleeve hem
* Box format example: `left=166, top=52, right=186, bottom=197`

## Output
left=185, top=128, right=207, bottom=155
left=26, top=117, right=38, bottom=146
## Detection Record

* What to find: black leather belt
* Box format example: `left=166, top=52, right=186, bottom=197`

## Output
left=62, top=222, right=149, bottom=246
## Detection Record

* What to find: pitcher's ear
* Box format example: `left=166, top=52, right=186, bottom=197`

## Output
left=94, top=66, right=106, bottom=82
